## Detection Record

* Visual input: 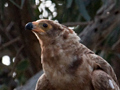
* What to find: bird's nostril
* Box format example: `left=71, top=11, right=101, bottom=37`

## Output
left=25, top=22, right=33, bottom=30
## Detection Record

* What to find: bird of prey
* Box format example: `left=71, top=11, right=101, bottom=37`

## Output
left=25, top=19, right=120, bottom=90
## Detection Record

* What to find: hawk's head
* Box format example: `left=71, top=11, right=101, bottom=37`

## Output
left=25, top=19, right=80, bottom=46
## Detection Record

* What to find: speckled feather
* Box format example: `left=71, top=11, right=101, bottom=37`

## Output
left=26, top=19, right=120, bottom=90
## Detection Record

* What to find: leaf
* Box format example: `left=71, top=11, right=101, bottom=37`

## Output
left=17, top=60, right=29, bottom=71
left=21, top=0, right=25, bottom=8
left=9, top=0, right=25, bottom=9
left=66, top=0, right=73, bottom=8
left=17, top=74, right=27, bottom=84
left=75, top=0, right=91, bottom=21
left=0, top=0, right=5, bottom=20
left=9, top=0, right=21, bottom=9
left=101, top=0, right=108, bottom=5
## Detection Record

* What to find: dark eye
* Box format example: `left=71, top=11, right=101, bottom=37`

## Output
left=43, top=23, right=48, bottom=28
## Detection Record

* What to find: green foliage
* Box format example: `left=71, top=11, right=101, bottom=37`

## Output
left=66, top=0, right=73, bottom=8
left=17, top=60, right=29, bottom=71
left=16, top=60, right=29, bottom=84
left=17, top=72, right=27, bottom=85
left=0, top=85, right=8, bottom=90
left=75, top=0, right=91, bottom=21
left=87, top=0, right=102, bottom=19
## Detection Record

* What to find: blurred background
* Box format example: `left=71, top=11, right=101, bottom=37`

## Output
left=0, top=0, right=120, bottom=90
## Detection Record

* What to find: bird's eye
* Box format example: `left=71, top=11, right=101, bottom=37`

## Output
left=43, top=23, right=48, bottom=28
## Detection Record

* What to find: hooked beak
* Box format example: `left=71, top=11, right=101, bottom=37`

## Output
left=25, top=22, right=33, bottom=30
left=25, top=22, right=45, bottom=33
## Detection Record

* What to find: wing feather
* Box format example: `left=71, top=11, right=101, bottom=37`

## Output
left=35, top=74, right=55, bottom=90
left=92, top=70, right=120, bottom=90
left=89, top=53, right=118, bottom=85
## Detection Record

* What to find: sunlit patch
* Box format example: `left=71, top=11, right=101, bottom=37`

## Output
left=12, top=72, right=16, bottom=78
left=107, top=12, right=110, bottom=15
left=35, top=0, right=57, bottom=19
left=68, top=27, right=74, bottom=30
left=109, top=79, right=114, bottom=89
left=54, top=20, right=58, bottom=23
left=2, top=55, right=10, bottom=66
left=35, top=0, right=40, bottom=5
left=45, top=1, right=52, bottom=7
left=4, top=2, right=8, bottom=7
left=53, top=12, right=57, bottom=17
left=13, top=57, right=15, bottom=62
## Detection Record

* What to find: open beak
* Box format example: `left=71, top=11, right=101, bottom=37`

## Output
left=25, top=22, right=45, bottom=33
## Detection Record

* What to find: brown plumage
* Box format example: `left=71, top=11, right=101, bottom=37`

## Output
left=25, top=19, right=120, bottom=90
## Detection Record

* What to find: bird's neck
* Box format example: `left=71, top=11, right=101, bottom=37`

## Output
left=39, top=33, right=93, bottom=88
left=41, top=35, right=80, bottom=74
left=41, top=36, right=81, bottom=63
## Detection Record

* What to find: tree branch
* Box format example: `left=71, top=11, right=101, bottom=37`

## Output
left=62, top=21, right=93, bottom=27
left=0, top=37, right=20, bottom=50
left=6, top=21, right=14, bottom=32
left=9, top=45, right=24, bottom=76
left=16, top=71, right=43, bottom=90
left=79, top=2, right=120, bottom=49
